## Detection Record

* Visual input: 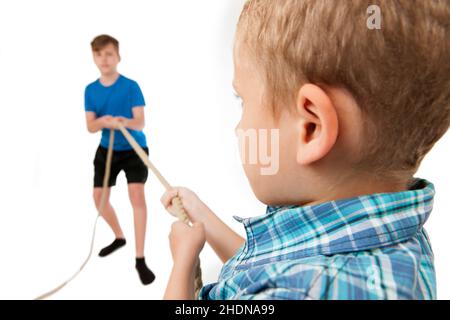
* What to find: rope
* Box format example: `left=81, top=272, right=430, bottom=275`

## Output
left=116, top=123, right=203, bottom=298
left=35, top=124, right=203, bottom=299
left=35, top=129, right=115, bottom=300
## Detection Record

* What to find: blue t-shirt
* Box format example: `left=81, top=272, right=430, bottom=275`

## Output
left=84, top=74, right=147, bottom=151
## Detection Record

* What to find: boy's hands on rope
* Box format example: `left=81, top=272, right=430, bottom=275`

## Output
left=169, top=221, right=205, bottom=270
left=86, top=110, right=143, bottom=133
left=98, top=115, right=118, bottom=129
left=114, top=116, right=130, bottom=127
left=164, top=220, right=205, bottom=300
left=161, top=187, right=209, bottom=223
left=100, top=115, right=129, bottom=129
left=163, top=188, right=207, bottom=270
left=161, top=187, right=246, bottom=264
left=164, top=202, right=206, bottom=300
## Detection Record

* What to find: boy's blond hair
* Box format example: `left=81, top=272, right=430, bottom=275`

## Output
left=237, top=0, right=450, bottom=179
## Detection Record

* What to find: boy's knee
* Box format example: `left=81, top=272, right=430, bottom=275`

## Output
left=129, top=191, right=146, bottom=209
left=93, top=189, right=108, bottom=209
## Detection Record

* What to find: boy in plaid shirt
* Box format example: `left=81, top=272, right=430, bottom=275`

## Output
left=162, top=0, right=449, bottom=299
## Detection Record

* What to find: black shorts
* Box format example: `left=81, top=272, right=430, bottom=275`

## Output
left=93, top=145, right=149, bottom=187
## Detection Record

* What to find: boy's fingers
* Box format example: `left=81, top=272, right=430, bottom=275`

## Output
left=161, top=189, right=178, bottom=208
left=161, top=191, right=176, bottom=210
left=171, top=221, right=188, bottom=235
left=167, top=206, right=179, bottom=218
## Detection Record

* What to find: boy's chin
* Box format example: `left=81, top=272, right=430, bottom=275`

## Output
left=250, top=182, right=284, bottom=207
left=100, top=67, right=115, bottom=75
left=246, top=172, right=278, bottom=205
left=250, top=180, right=306, bottom=207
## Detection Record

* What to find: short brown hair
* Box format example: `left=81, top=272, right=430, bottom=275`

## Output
left=237, top=0, right=450, bottom=179
left=90, top=34, right=119, bottom=52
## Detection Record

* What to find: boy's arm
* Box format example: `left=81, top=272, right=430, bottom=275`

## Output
left=85, top=112, right=115, bottom=133
left=162, top=188, right=246, bottom=263
left=115, top=106, right=145, bottom=131
left=164, top=260, right=197, bottom=300
left=202, top=207, right=246, bottom=263
left=164, top=221, right=205, bottom=300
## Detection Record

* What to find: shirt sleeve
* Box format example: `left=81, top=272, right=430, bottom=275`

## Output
left=234, top=264, right=338, bottom=300
left=234, top=257, right=399, bottom=300
left=130, top=81, right=146, bottom=108
left=84, top=86, right=96, bottom=113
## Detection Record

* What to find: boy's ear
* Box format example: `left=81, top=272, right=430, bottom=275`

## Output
left=295, top=84, right=339, bottom=165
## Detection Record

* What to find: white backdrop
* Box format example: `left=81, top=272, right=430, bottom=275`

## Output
left=0, top=0, right=448, bottom=300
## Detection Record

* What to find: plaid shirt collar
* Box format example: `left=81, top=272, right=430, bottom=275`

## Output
left=232, top=178, right=434, bottom=269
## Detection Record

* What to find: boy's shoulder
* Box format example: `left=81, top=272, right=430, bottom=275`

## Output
left=119, top=74, right=136, bottom=83
left=118, top=74, right=140, bottom=87
left=85, top=78, right=101, bottom=93
left=200, top=180, right=436, bottom=300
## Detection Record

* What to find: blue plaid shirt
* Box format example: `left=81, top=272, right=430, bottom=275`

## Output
left=198, top=178, right=436, bottom=300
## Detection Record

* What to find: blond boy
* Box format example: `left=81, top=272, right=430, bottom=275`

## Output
left=162, top=0, right=449, bottom=299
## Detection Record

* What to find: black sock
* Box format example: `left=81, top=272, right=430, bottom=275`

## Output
left=135, top=257, right=155, bottom=285
left=98, top=238, right=126, bottom=257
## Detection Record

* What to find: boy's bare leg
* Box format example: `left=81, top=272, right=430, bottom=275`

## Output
left=128, top=183, right=155, bottom=285
left=93, top=187, right=124, bottom=239
left=128, top=183, right=147, bottom=257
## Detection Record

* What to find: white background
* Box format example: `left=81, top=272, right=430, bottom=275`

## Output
left=0, top=0, right=448, bottom=300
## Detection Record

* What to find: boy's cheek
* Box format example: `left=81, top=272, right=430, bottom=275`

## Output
left=238, top=125, right=302, bottom=203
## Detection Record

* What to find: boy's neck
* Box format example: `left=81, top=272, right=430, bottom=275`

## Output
left=100, top=71, right=120, bottom=86
left=303, top=175, right=411, bottom=208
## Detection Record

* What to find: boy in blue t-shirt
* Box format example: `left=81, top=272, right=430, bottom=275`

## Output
left=84, top=34, right=155, bottom=285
